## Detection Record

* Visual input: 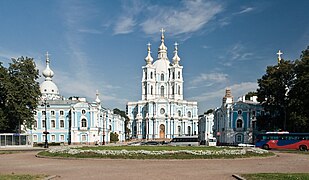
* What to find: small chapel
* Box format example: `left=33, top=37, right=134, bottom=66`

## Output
left=127, top=29, right=198, bottom=140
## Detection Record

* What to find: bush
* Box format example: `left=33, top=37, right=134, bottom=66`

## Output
left=110, top=132, right=119, bottom=143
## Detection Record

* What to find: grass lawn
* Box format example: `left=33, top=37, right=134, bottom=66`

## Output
left=0, top=174, right=48, bottom=180
left=38, top=146, right=273, bottom=159
left=242, top=173, right=309, bottom=180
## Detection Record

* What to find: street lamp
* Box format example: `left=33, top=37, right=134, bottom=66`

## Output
left=102, top=112, right=107, bottom=145
left=41, top=99, right=50, bottom=148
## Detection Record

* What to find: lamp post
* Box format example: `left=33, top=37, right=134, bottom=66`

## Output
left=102, top=112, right=107, bottom=145
left=41, top=99, right=50, bottom=148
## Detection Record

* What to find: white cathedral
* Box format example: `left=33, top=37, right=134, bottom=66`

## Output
left=127, top=29, right=198, bottom=140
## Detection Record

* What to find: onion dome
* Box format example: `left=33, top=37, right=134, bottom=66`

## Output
left=145, top=43, right=153, bottom=65
left=172, top=42, right=181, bottom=65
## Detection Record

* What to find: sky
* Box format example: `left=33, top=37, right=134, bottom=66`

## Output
left=1, top=0, right=309, bottom=114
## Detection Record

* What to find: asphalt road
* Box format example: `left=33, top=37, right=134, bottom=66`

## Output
left=0, top=150, right=308, bottom=180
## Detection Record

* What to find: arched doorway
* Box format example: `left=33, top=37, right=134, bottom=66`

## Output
left=160, top=124, right=165, bottom=138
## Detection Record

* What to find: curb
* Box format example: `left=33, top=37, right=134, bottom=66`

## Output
left=44, top=175, right=60, bottom=180
left=232, top=174, right=246, bottom=180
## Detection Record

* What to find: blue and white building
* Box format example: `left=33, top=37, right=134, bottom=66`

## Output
left=31, top=53, right=125, bottom=145
left=214, top=89, right=263, bottom=145
left=126, top=29, right=198, bottom=140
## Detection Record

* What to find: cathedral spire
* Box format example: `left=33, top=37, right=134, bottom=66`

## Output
left=145, top=42, right=153, bottom=65
left=42, top=51, right=54, bottom=81
left=158, top=28, right=168, bottom=60
left=172, top=42, right=180, bottom=65
left=95, top=90, right=101, bottom=104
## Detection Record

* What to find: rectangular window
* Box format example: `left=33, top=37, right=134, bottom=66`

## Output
left=42, top=111, right=46, bottom=115
left=33, top=135, right=37, bottom=142
left=51, top=135, right=55, bottom=141
left=51, top=120, right=55, bottom=128
left=60, top=120, right=64, bottom=128
left=60, top=135, right=64, bottom=141
left=34, top=121, right=37, bottom=128
left=42, top=120, right=46, bottom=128
left=81, top=135, right=86, bottom=141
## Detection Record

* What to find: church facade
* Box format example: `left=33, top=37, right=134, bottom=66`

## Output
left=213, top=89, right=263, bottom=145
left=31, top=53, right=125, bottom=145
left=127, top=30, right=198, bottom=140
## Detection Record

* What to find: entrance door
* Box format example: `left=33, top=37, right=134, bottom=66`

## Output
left=160, top=124, right=165, bottom=138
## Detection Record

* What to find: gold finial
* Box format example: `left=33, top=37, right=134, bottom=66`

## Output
left=160, top=28, right=165, bottom=41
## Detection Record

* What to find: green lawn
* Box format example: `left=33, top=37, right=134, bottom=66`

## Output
left=38, top=146, right=273, bottom=159
left=242, top=173, right=309, bottom=180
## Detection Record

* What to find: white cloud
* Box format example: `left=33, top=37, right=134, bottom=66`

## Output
left=220, top=42, right=254, bottom=66
left=112, top=0, right=223, bottom=37
left=190, top=81, right=258, bottom=111
left=140, top=1, right=222, bottom=36
left=234, top=7, right=254, bottom=15
left=191, top=72, right=228, bottom=85
left=113, top=17, right=136, bottom=34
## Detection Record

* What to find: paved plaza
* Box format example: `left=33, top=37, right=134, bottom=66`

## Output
left=0, top=149, right=309, bottom=179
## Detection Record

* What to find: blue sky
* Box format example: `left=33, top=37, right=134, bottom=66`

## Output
left=1, top=0, right=308, bottom=113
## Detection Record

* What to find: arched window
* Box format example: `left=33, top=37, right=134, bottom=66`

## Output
left=178, top=110, right=181, bottom=117
left=151, top=85, right=153, bottom=95
left=161, top=73, right=164, bottom=81
left=178, top=71, right=181, bottom=79
left=161, top=86, right=164, bottom=97
left=187, top=111, right=192, bottom=118
left=178, top=126, right=181, bottom=135
left=145, top=71, right=147, bottom=79
left=34, top=121, right=37, bottom=128
left=150, top=72, right=153, bottom=79
left=81, top=119, right=87, bottom=127
left=236, top=119, right=242, bottom=128
left=238, top=110, right=242, bottom=115
left=172, top=72, right=175, bottom=79
left=82, top=109, right=86, bottom=115
left=172, top=85, right=174, bottom=95
left=188, top=126, right=191, bottom=136
left=178, top=85, right=181, bottom=95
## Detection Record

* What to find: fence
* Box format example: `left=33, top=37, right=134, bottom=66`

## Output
left=0, top=133, right=31, bottom=147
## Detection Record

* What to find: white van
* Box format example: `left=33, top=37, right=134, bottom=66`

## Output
left=207, top=137, right=217, bottom=146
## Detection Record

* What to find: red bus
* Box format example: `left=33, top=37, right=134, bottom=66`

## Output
left=255, top=133, right=309, bottom=151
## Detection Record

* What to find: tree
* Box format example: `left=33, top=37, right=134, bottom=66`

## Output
left=113, top=108, right=131, bottom=140
left=0, top=57, right=41, bottom=133
left=289, top=46, right=309, bottom=132
left=204, top=109, right=214, bottom=114
left=257, top=59, right=295, bottom=131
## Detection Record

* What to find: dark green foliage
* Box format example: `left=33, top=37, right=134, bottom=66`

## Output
left=0, top=57, right=41, bottom=133
left=113, top=108, right=131, bottom=139
left=245, top=91, right=258, bottom=100
left=110, top=132, right=119, bottom=143
left=257, top=46, right=309, bottom=132
left=204, top=109, right=214, bottom=114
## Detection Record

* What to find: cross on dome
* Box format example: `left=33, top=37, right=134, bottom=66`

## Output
left=174, top=42, right=179, bottom=51
left=147, top=42, right=151, bottom=52
left=46, top=51, right=50, bottom=63
left=277, top=50, right=283, bottom=63
left=160, top=28, right=165, bottom=41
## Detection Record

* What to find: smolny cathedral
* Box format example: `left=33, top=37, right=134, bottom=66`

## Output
left=126, top=29, right=198, bottom=140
